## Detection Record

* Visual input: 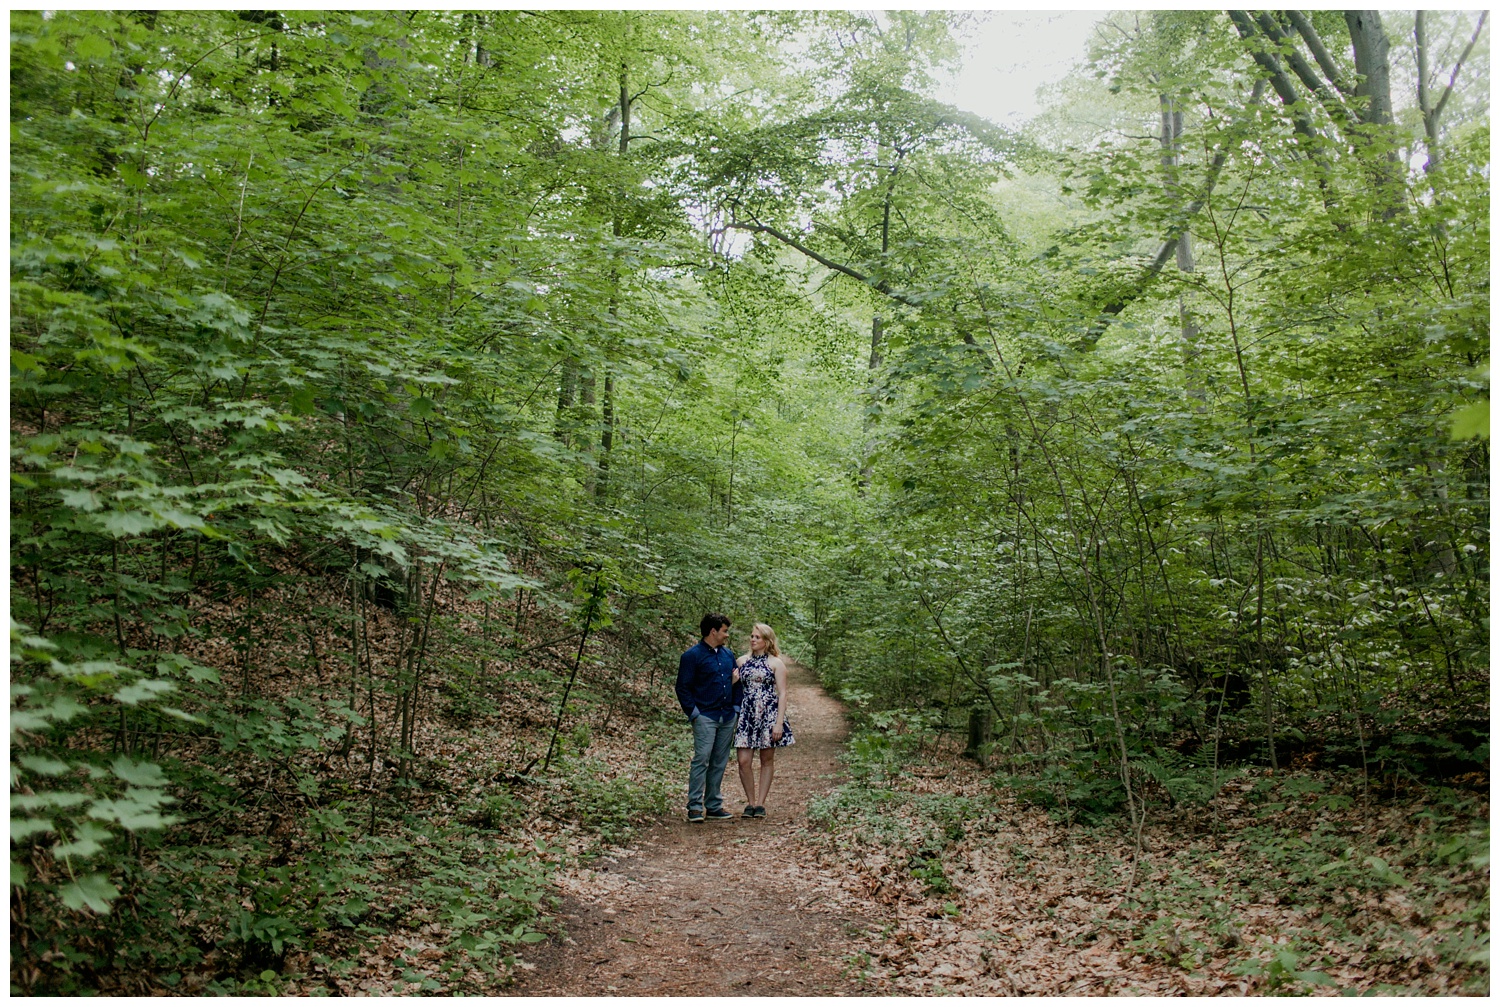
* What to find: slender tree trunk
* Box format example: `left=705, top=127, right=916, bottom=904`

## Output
left=555, top=361, right=577, bottom=443
left=1416, top=11, right=1488, bottom=176
left=597, top=370, right=615, bottom=501
left=1160, top=94, right=1203, bottom=401
left=859, top=314, right=884, bottom=491
left=596, top=63, right=632, bottom=502
left=1416, top=11, right=1436, bottom=168
left=538, top=576, right=604, bottom=774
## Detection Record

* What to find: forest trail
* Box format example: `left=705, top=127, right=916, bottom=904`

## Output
left=506, top=662, right=872, bottom=996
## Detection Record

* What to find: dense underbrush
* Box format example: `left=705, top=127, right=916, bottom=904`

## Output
left=11, top=592, right=683, bottom=996
left=806, top=723, right=1489, bottom=995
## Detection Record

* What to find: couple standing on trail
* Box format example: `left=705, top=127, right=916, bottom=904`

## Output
left=674, top=613, right=795, bottom=822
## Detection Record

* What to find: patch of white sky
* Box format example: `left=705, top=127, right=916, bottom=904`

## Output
left=934, top=10, right=1107, bottom=130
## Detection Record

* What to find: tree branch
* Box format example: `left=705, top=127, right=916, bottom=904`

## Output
left=1285, top=10, right=1351, bottom=98
left=1432, top=11, right=1487, bottom=126
left=1087, top=79, right=1266, bottom=344
left=721, top=220, right=926, bottom=310
left=1229, top=11, right=1322, bottom=143
left=1255, top=12, right=1354, bottom=126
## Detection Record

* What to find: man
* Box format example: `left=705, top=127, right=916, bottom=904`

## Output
left=675, top=613, right=738, bottom=823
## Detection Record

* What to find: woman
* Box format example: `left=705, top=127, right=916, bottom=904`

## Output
left=732, top=622, right=794, bottom=818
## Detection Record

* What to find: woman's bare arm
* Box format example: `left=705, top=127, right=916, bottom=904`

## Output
left=771, top=658, right=788, bottom=738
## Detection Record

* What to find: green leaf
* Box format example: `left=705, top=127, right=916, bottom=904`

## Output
left=158, top=706, right=204, bottom=724
left=11, top=817, right=54, bottom=842
left=58, top=873, right=120, bottom=914
left=1451, top=401, right=1488, bottom=440
left=98, top=510, right=162, bottom=537
left=11, top=349, right=42, bottom=374
left=10, top=711, right=53, bottom=735
left=289, top=385, right=318, bottom=415
left=113, top=678, right=175, bottom=705
left=1363, top=855, right=1409, bottom=886
left=59, top=488, right=102, bottom=512
left=73, top=35, right=113, bottom=61
left=12, top=791, right=89, bottom=811
left=1292, top=970, right=1338, bottom=987
left=17, top=755, right=72, bottom=776
left=88, top=790, right=176, bottom=831
left=53, top=821, right=113, bottom=859
left=110, top=756, right=168, bottom=787
left=117, top=162, right=150, bottom=188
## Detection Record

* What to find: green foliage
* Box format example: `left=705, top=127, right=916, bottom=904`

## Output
left=1230, top=941, right=1341, bottom=994
left=794, top=9, right=1488, bottom=836
left=810, top=727, right=979, bottom=892
left=8, top=5, right=1489, bottom=994
left=547, top=753, right=672, bottom=848
left=11, top=625, right=184, bottom=917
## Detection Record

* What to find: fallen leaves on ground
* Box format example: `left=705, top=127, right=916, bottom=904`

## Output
left=800, top=739, right=1488, bottom=996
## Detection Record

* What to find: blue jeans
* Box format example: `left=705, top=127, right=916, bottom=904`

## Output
left=687, top=713, right=737, bottom=813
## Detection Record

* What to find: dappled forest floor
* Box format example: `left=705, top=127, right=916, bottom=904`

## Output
left=805, top=731, right=1490, bottom=996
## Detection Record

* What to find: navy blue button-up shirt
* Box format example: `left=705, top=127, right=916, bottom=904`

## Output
left=675, top=640, right=738, bottom=722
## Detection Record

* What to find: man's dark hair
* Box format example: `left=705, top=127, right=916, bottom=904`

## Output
left=699, top=613, right=731, bottom=638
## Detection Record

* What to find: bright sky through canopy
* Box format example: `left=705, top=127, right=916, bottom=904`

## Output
left=937, top=10, right=1108, bottom=128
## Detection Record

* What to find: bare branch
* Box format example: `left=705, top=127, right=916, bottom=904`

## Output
left=1255, top=12, right=1355, bottom=126
left=1432, top=11, right=1488, bottom=126
left=1229, top=11, right=1322, bottom=142
left=1418, top=10, right=1487, bottom=173
left=1285, top=11, right=1351, bottom=97
left=1088, top=79, right=1266, bottom=344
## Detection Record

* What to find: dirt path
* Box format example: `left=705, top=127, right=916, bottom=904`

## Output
left=508, top=663, right=873, bottom=996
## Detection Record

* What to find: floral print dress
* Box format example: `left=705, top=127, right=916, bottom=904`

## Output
left=734, top=653, right=794, bottom=749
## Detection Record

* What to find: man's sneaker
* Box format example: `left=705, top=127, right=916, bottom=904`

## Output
left=687, top=810, right=705, bottom=823
left=704, top=809, right=735, bottom=821
left=750, top=806, right=767, bottom=818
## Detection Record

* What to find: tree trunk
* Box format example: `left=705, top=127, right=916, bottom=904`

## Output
left=554, top=359, right=576, bottom=443
left=596, top=370, right=615, bottom=502
left=1159, top=95, right=1203, bottom=401
left=596, top=63, right=632, bottom=500
left=964, top=706, right=994, bottom=765
left=1344, top=10, right=1402, bottom=215
left=1415, top=11, right=1488, bottom=175
left=858, top=314, right=884, bottom=491
left=1345, top=11, right=1394, bottom=126
left=1415, top=10, right=1437, bottom=168
left=1287, top=11, right=1351, bottom=97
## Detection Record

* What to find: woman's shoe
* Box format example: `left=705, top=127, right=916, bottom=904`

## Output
left=751, top=806, right=767, bottom=818
left=742, top=805, right=757, bottom=818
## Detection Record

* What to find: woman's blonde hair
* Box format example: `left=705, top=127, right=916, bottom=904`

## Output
left=751, top=622, right=780, bottom=658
